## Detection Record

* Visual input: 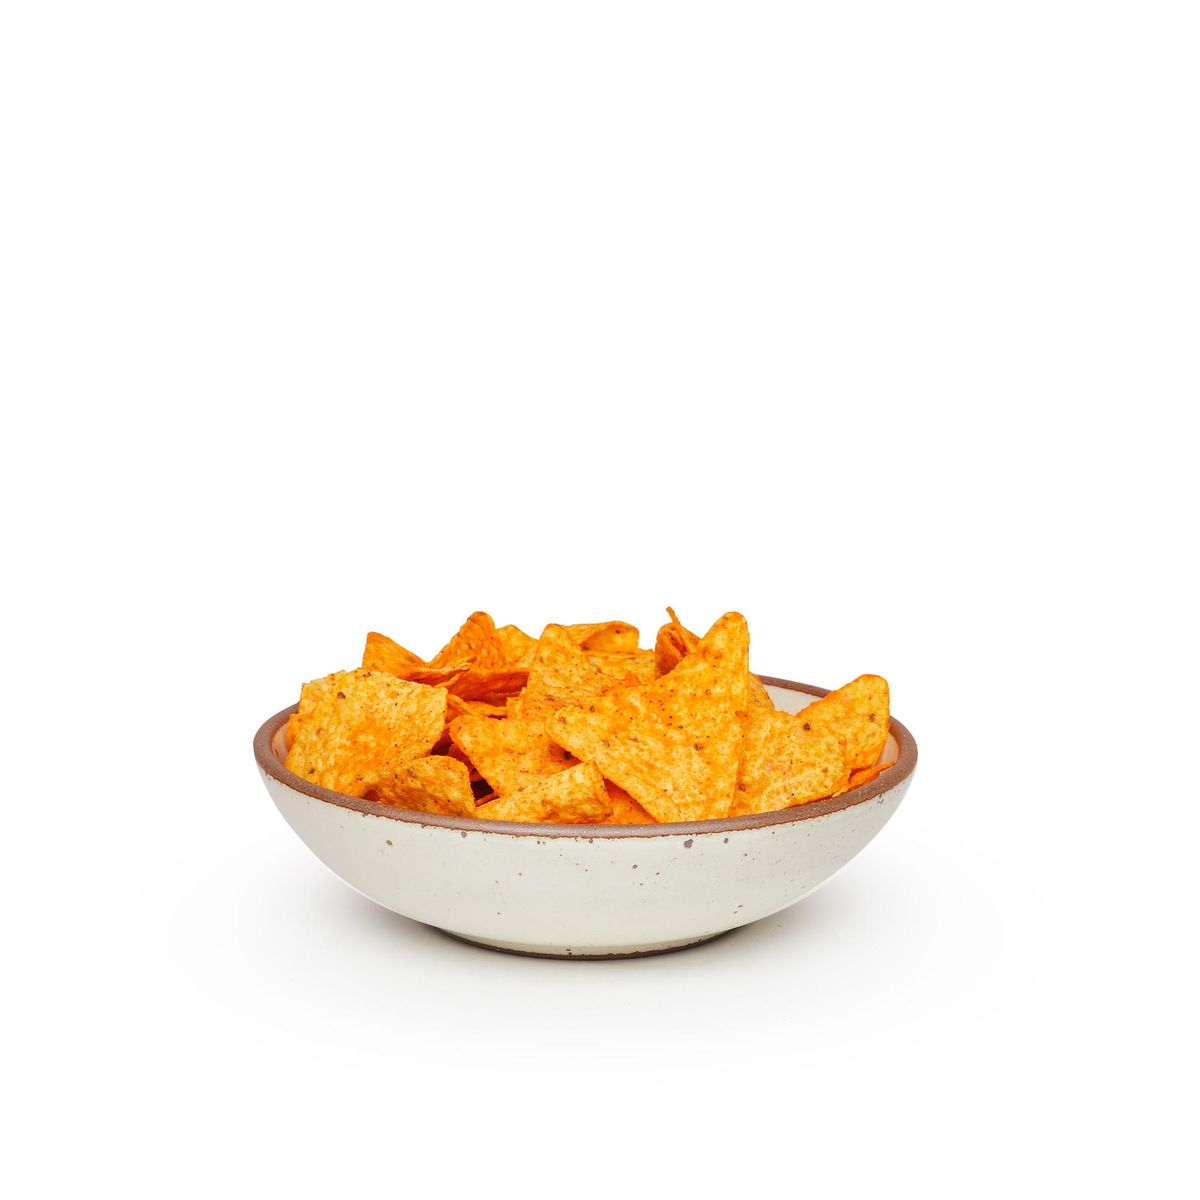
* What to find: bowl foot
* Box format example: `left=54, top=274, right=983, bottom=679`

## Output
left=437, top=928, right=730, bottom=959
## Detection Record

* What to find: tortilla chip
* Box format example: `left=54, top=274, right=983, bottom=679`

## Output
left=445, top=665, right=529, bottom=702
left=547, top=612, right=751, bottom=822
left=446, top=694, right=508, bottom=722
left=846, top=759, right=897, bottom=790
left=430, top=611, right=507, bottom=669
left=477, top=763, right=612, bottom=824
left=796, top=675, right=890, bottom=771
left=362, top=631, right=424, bottom=674
left=653, top=607, right=773, bottom=709
left=363, top=632, right=466, bottom=687
left=285, top=712, right=300, bottom=750
left=365, top=624, right=524, bottom=699
left=448, top=714, right=574, bottom=796
left=654, top=607, right=697, bottom=676
left=495, top=624, right=538, bottom=668
left=588, top=649, right=656, bottom=688
left=513, top=625, right=617, bottom=723
left=730, top=710, right=849, bottom=816
left=285, top=669, right=446, bottom=797
left=445, top=739, right=483, bottom=782
left=564, top=622, right=640, bottom=653
left=377, top=755, right=476, bottom=817
left=604, top=783, right=657, bottom=824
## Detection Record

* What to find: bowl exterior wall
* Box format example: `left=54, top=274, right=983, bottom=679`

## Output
left=261, top=769, right=911, bottom=954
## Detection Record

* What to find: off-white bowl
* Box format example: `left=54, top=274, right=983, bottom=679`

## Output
left=254, top=677, right=917, bottom=958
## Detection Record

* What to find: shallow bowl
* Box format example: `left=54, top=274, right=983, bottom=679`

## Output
left=254, top=677, right=917, bottom=958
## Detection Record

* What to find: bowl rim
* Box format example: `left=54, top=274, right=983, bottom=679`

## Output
left=254, top=675, right=917, bottom=838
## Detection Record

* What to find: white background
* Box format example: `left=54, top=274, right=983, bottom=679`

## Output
left=3, top=2, right=1196, bottom=1197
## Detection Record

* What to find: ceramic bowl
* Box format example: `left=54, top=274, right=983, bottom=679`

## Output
left=254, top=677, right=917, bottom=958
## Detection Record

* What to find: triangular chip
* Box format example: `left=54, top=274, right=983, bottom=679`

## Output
left=477, top=763, right=612, bottom=824
left=513, top=625, right=618, bottom=723
left=654, top=607, right=773, bottom=709
left=730, top=710, right=849, bottom=816
left=796, top=675, right=889, bottom=771
left=430, top=611, right=508, bottom=669
left=495, top=624, right=538, bottom=668
left=547, top=613, right=751, bottom=822
left=366, top=628, right=526, bottom=700
left=377, top=755, right=476, bottom=817
left=448, top=714, right=574, bottom=796
left=363, top=632, right=465, bottom=687
left=363, top=631, right=424, bottom=674
left=285, top=669, right=446, bottom=797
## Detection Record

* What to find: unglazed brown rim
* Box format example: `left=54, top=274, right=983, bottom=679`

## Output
left=253, top=676, right=917, bottom=838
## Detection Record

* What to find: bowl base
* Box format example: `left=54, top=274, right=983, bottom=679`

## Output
left=438, top=928, right=730, bottom=960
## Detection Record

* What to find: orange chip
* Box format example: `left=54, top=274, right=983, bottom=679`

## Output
left=291, top=610, right=891, bottom=824
left=796, top=675, right=890, bottom=771
left=513, top=625, right=617, bottom=723
left=362, top=631, right=424, bottom=674
left=448, top=713, right=574, bottom=796
left=377, top=755, right=476, bottom=818
left=445, top=665, right=529, bottom=702
left=847, top=759, right=897, bottom=790
left=563, top=621, right=640, bottom=653
left=654, top=607, right=773, bottom=710
left=653, top=606, right=697, bottom=676
left=495, top=624, right=538, bottom=668
left=285, top=669, right=446, bottom=797
left=588, top=649, right=656, bottom=688
left=365, top=625, right=526, bottom=700
left=363, top=632, right=465, bottom=687
left=548, top=613, right=751, bottom=822
left=445, top=738, right=483, bottom=782
left=446, top=694, right=508, bottom=722
left=730, top=710, right=849, bottom=816
left=604, top=782, right=657, bottom=824
left=477, top=763, right=612, bottom=824
left=430, top=611, right=508, bottom=669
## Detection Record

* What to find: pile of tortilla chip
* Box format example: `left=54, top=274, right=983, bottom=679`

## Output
left=283, top=610, right=895, bottom=824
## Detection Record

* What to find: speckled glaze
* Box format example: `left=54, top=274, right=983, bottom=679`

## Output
left=254, top=679, right=917, bottom=957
